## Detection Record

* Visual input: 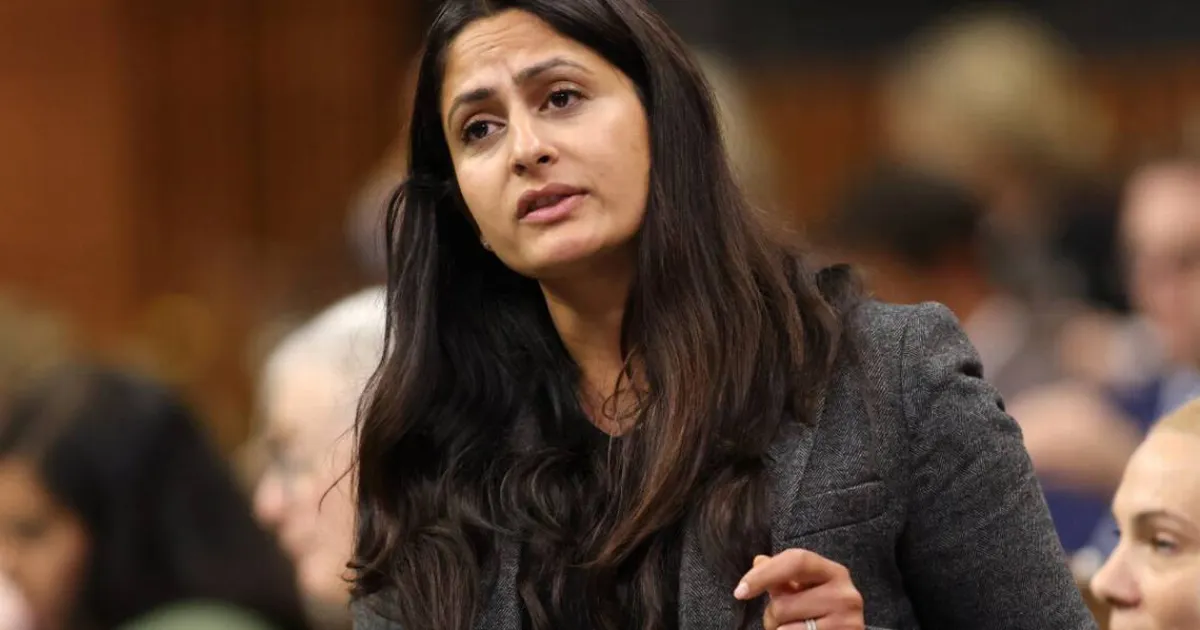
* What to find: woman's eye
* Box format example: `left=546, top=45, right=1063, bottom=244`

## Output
left=546, top=89, right=581, bottom=110
left=462, top=120, right=497, bottom=143
left=1150, top=535, right=1179, bottom=555
left=10, top=519, right=48, bottom=542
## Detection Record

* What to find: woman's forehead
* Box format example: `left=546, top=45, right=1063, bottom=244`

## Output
left=441, top=12, right=597, bottom=99
left=447, top=11, right=566, bottom=62
left=1116, top=431, right=1200, bottom=521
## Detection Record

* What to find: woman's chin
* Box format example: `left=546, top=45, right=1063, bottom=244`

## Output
left=515, top=237, right=621, bottom=280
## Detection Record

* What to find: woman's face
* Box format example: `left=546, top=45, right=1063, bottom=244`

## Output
left=0, top=460, right=88, bottom=630
left=439, top=9, right=651, bottom=280
left=1091, top=429, right=1200, bottom=630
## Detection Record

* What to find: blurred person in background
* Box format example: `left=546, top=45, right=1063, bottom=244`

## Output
left=1078, top=157, right=1200, bottom=574
left=1089, top=398, right=1200, bottom=630
left=0, top=365, right=309, bottom=630
left=882, top=7, right=1124, bottom=316
left=1117, top=158, right=1200, bottom=420
left=828, top=164, right=1058, bottom=397
left=253, top=287, right=386, bottom=630
left=0, top=298, right=69, bottom=630
left=827, top=163, right=1140, bottom=553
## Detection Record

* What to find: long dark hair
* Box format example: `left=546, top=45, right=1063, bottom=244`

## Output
left=352, top=1, right=857, bottom=629
left=0, top=365, right=310, bottom=630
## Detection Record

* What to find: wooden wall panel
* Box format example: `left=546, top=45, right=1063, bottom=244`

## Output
left=120, top=0, right=414, bottom=448
left=0, top=1, right=138, bottom=341
left=1092, top=57, right=1200, bottom=163
left=744, top=65, right=881, bottom=225
left=0, top=0, right=416, bottom=449
left=255, top=0, right=410, bottom=314
left=119, top=0, right=265, bottom=448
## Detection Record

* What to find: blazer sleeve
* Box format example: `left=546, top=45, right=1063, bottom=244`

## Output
left=897, top=303, right=1097, bottom=630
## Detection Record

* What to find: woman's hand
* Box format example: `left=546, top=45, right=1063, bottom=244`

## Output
left=733, top=550, right=865, bottom=630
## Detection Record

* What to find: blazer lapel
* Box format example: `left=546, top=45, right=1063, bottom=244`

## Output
left=767, top=394, right=824, bottom=551
left=677, top=396, right=825, bottom=629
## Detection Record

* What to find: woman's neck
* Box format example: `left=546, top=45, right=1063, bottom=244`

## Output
left=539, top=259, right=635, bottom=434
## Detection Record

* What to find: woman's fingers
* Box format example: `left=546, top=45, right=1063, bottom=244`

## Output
left=744, top=549, right=865, bottom=630
left=765, top=580, right=864, bottom=624
left=735, top=549, right=843, bottom=600
left=763, top=601, right=778, bottom=630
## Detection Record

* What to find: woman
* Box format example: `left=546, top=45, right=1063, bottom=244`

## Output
left=351, top=1, right=1097, bottom=629
left=0, top=365, right=310, bottom=630
left=1090, top=399, right=1200, bottom=629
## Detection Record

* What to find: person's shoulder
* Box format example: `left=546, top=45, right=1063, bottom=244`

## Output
left=827, top=299, right=980, bottom=414
left=843, top=299, right=962, bottom=362
left=117, top=601, right=277, bottom=630
left=847, top=299, right=920, bottom=333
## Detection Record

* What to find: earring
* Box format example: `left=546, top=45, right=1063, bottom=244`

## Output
left=480, top=237, right=492, bottom=251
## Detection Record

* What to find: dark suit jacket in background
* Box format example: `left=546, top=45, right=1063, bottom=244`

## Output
left=354, top=302, right=1097, bottom=629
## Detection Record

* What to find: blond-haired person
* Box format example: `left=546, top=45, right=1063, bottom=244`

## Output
left=1091, top=399, right=1200, bottom=629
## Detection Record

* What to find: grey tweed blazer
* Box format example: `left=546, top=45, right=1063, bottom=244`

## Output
left=354, top=302, right=1098, bottom=629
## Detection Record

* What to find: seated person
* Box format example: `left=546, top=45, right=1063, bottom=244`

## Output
left=253, top=287, right=386, bottom=629
left=1090, top=398, right=1200, bottom=629
left=0, top=365, right=309, bottom=630
left=1072, top=156, right=1200, bottom=574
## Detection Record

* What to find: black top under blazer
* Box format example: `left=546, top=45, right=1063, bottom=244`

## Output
left=354, top=301, right=1099, bottom=629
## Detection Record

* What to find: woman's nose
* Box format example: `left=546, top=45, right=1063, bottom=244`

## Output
left=507, top=114, right=557, bottom=175
left=1090, top=547, right=1141, bottom=610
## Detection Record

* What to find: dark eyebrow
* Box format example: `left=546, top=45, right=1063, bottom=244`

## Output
left=446, top=87, right=494, bottom=127
left=514, top=57, right=588, bottom=84
left=445, top=57, right=590, bottom=125
left=1133, top=510, right=1199, bottom=535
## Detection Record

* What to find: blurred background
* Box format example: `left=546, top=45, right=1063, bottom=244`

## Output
left=4, top=0, right=1200, bottom=627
